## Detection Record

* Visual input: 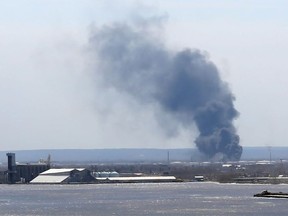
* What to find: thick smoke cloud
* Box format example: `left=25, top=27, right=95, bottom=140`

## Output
left=89, top=21, right=242, bottom=161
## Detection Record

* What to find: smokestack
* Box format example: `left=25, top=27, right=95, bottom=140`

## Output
left=6, top=153, right=16, bottom=184
left=89, top=20, right=242, bottom=161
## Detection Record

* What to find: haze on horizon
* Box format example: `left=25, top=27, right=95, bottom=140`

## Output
left=1, top=0, right=288, bottom=151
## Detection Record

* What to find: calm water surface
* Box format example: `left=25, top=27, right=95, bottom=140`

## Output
left=0, top=182, right=287, bottom=215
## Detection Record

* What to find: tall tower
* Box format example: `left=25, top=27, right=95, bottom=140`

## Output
left=6, top=153, right=16, bottom=184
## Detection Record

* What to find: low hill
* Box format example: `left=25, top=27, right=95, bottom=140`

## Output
left=0, top=147, right=287, bottom=164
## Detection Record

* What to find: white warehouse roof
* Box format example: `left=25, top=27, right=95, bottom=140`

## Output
left=41, top=168, right=85, bottom=175
left=30, top=175, right=69, bottom=184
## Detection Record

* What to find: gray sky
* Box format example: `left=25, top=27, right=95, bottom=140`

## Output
left=1, top=0, right=288, bottom=150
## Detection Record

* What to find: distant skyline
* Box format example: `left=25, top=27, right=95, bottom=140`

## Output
left=1, top=0, right=288, bottom=150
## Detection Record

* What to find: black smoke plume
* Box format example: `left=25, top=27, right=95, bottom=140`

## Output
left=89, top=21, right=242, bottom=161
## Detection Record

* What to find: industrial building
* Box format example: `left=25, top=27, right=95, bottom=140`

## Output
left=30, top=168, right=95, bottom=184
left=5, top=153, right=50, bottom=184
left=95, top=176, right=178, bottom=183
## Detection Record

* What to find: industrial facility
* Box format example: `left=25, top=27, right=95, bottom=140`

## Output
left=0, top=153, right=96, bottom=184
left=0, top=153, right=179, bottom=184
left=0, top=151, right=254, bottom=184
left=4, top=153, right=50, bottom=183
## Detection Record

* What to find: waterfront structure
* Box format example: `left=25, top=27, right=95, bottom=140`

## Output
left=194, top=175, right=204, bottom=181
left=95, top=176, right=178, bottom=183
left=30, top=168, right=94, bottom=184
left=16, top=163, right=50, bottom=183
left=4, top=153, right=50, bottom=184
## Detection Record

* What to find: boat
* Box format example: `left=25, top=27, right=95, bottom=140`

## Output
left=254, top=190, right=288, bottom=198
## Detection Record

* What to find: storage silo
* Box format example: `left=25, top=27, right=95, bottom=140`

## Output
left=6, top=153, right=16, bottom=184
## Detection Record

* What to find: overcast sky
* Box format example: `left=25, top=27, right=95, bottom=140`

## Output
left=1, top=0, right=288, bottom=150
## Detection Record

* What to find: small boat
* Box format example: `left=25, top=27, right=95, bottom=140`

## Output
left=254, top=190, right=288, bottom=198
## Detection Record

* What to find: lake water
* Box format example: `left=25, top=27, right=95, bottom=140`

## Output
left=0, top=182, right=287, bottom=215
